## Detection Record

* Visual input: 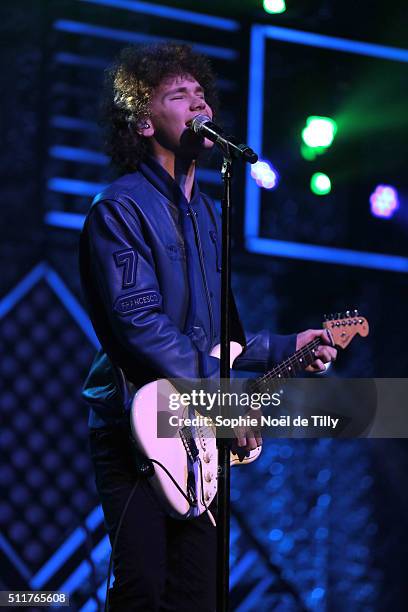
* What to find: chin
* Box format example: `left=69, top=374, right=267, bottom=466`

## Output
left=203, top=138, right=215, bottom=149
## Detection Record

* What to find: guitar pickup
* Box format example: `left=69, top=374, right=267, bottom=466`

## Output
left=180, top=426, right=200, bottom=461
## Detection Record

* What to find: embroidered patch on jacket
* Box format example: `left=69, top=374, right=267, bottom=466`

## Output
left=114, top=291, right=161, bottom=315
left=166, top=243, right=186, bottom=261
left=114, top=248, right=137, bottom=288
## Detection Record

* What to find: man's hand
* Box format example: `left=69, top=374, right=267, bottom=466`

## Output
left=296, top=328, right=337, bottom=372
left=233, top=409, right=263, bottom=456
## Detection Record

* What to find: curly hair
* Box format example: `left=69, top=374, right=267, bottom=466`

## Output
left=100, top=42, right=219, bottom=174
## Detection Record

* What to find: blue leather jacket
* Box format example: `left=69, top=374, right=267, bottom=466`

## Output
left=79, top=157, right=296, bottom=426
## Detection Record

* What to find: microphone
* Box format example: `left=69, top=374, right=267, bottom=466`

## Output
left=189, top=115, right=258, bottom=164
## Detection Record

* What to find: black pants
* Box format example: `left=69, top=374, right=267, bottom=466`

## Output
left=89, top=424, right=217, bottom=612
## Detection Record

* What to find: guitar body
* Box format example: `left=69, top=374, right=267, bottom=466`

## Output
left=130, top=311, right=369, bottom=519
left=130, top=341, right=261, bottom=519
left=131, top=379, right=217, bottom=518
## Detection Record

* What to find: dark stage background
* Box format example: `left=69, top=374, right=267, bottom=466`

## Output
left=1, top=1, right=407, bottom=610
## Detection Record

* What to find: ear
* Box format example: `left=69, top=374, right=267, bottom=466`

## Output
left=135, top=119, right=154, bottom=137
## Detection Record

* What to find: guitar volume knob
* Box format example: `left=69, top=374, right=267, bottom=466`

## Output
left=204, top=472, right=213, bottom=483
left=203, top=452, right=212, bottom=463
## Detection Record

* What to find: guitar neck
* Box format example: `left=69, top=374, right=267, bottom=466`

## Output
left=251, top=337, right=322, bottom=392
left=246, top=311, right=369, bottom=393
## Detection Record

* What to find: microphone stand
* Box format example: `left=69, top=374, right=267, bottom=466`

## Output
left=216, top=148, right=233, bottom=612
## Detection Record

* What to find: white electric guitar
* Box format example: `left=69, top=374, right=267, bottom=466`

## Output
left=130, top=311, right=369, bottom=520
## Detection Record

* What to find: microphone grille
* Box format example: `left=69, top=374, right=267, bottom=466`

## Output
left=190, top=114, right=211, bottom=134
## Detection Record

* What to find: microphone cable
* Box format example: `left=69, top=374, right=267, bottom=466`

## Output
left=104, top=480, right=139, bottom=612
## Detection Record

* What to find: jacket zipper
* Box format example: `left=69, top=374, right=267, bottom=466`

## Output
left=188, top=207, right=215, bottom=344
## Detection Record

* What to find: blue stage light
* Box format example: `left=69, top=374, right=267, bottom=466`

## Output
left=315, top=527, right=329, bottom=540
left=317, top=469, right=331, bottom=483
left=311, top=587, right=325, bottom=600
left=269, top=528, right=283, bottom=541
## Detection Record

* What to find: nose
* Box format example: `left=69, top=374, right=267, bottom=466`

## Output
left=190, top=96, right=206, bottom=112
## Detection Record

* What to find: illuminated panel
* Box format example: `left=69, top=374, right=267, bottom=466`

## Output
left=246, top=25, right=408, bottom=272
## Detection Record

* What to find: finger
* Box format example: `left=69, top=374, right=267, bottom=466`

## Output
left=316, top=329, right=334, bottom=346
left=236, top=435, right=247, bottom=447
left=245, top=434, right=258, bottom=451
left=315, top=346, right=337, bottom=363
left=316, top=359, right=325, bottom=371
left=307, top=359, right=325, bottom=372
left=250, top=423, right=263, bottom=447
left=325, top=347, right=337, bottom=360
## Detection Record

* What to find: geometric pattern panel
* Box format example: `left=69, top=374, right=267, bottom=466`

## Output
left=0, top=264, right=100, bottom=603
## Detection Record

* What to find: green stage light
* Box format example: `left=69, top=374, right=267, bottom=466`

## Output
left=310, top=173, right=331, bottom=195
left=302, top=116, right=337, bottom=148
left=263, top=0, right=286, bottom=14
left=300, top=143, right=327, bottom=161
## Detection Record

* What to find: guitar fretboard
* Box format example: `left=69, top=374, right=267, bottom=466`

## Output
left=247, top=337, right=322, bottom=394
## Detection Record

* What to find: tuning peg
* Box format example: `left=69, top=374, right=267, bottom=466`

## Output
left=353, top=309, right=359, bottom=316
left=336, top=312, right=341, bottom=319
left=345, top=310, right=350, bottom=317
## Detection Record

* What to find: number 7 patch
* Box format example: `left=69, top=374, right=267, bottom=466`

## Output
left=114, top=248, right=137, bottom=288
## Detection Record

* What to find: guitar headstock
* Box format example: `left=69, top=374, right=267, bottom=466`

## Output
left=322, top=309, right=369, bottom=349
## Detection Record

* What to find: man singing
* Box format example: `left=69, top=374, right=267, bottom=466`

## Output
left=79, top=42, right=336, bottom=611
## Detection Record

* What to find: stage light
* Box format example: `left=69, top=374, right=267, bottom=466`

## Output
left=263, top=0, right=286, bottom=14
left=370, top=185, right=399, bottom=218
left=302, top=116, right=337, bottom=149
left=251, top=159, right=279, bottom=190
left=310, top=173, right=331, bottom=195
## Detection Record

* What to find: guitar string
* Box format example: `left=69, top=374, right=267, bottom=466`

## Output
left=247, top=337, right=322, bottom=394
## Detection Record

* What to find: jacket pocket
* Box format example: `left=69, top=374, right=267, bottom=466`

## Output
left=209, top=230, right=222, bottom=272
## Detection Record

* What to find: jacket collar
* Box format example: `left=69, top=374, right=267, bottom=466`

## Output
left=139, top=155, right=200, bottom=209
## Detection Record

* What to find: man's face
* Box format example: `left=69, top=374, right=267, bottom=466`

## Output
left=147, top=74, right=214, bottom=157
